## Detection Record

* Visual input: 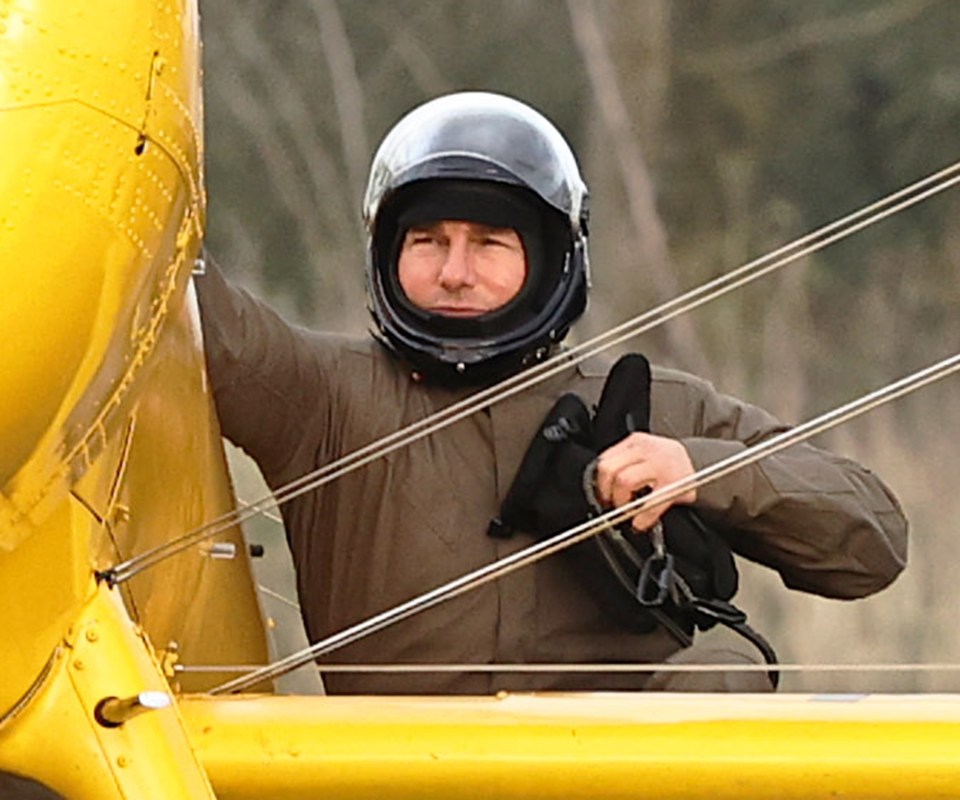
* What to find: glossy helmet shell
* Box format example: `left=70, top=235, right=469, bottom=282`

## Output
left=363, top=91, right=589, bottom=385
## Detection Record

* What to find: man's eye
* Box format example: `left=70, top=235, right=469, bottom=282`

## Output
left=481, top=236, right=510, bottom=247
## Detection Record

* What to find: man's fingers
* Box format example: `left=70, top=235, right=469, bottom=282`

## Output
left=606, top=464, right=669, bottom=532
left=593, top=435, right=647, bottom=503
left=594, top=432, right=697, bottom=516
left=607, top=463, right=657, bottom=509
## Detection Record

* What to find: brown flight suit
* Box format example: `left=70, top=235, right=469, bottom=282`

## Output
left=196, top=263, right=907, bottom=694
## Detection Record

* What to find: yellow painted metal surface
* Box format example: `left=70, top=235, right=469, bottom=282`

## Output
left=0, top=0, right=268, bottom=691
left=0, top=0, right=203, bottom=534
left=183, top=692, right=960, bottom=799
left=0, top=585, right=216, bottom=799
left=0, top=0, right=268, bottom=795
left=73, top=283, right=272, bottom=694
left=0, top=0, right=202, bottom=713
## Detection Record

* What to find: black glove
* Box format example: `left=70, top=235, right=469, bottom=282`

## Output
left=496, top=353, right=655, bottom=537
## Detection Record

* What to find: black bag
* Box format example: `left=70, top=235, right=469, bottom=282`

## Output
left=493, top=354, right=777, bottom=673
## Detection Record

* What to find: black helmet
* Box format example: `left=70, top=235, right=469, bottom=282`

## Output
left=363, top=91, right=590, bottom=385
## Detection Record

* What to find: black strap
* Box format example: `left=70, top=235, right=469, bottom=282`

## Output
left=696, top=600, right=779, bottom=665
left=661, top=566, right=781, bottom=688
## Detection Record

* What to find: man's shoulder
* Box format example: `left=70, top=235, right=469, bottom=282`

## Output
left=306, top=332, right=420, bottom=391
left=304, top=330, right=380, bottom=357
left=650, top=363, right=714, bottom=394
left=573, top=351, right=713, bottom=394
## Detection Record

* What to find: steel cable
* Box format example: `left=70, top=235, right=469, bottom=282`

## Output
left=103, top=159, right=960, bottom=585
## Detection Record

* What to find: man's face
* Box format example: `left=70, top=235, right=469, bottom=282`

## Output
left=397, top=220, right=527, bottom=316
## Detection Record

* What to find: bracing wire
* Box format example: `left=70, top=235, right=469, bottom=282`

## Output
left=102, top=158, right=960, bottom=586
left=179, top=661, right=960, bottom=676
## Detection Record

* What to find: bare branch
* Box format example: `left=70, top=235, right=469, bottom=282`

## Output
left=227, top=11, right=353, bottom=236
left=367, top=6, right=453, bottom=98
left=310, top=0, right=370, bottom=221
left=214, top=26, right=335, bottom=289
left=682, top=0, right=939, bottom=76
left=566, top=0, right=707, bottom=372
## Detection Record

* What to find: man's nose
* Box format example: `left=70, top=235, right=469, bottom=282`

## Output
left=438, top=235, right=475, bottom=291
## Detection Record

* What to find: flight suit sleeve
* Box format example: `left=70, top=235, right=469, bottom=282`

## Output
left=193, top=256, right=331, bottom=478
left=650, top=368, right=908, bottom=599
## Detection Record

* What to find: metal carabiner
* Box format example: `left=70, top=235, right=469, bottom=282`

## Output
left=636, top=551, right=675, bottom=607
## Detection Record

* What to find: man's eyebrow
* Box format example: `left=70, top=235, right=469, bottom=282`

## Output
left=471, top=223, right=513, bottom=234
left=405, top=221, right=442, bottom=232
left=404, top=221, right=516, bottom=236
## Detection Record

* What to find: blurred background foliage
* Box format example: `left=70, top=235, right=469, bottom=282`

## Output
left=200, top=0, right=960, bottom=692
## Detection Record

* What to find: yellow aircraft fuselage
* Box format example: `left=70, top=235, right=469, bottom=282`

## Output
left=2, top=2, right=960, bottom=799
left=0, top=2, right=263, bottom=796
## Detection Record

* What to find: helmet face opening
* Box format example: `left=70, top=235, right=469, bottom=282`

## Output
left=364, top=92, right=590, bottom=386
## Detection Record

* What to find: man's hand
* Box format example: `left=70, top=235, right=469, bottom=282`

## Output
left=594, top=432, right=697, bottom=533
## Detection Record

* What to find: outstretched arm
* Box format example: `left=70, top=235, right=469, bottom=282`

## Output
left=194, top=255, right=329, bottom=479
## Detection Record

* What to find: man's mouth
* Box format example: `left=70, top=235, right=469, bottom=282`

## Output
left=431, top=305, right=487, bottom=317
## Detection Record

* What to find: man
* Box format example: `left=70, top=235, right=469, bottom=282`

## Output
left=197, top=91, right=907, bottom=694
